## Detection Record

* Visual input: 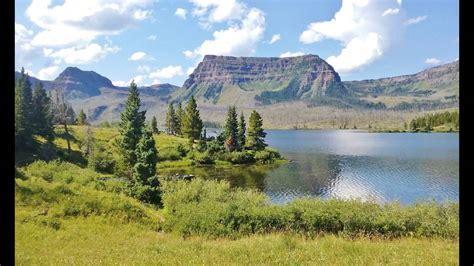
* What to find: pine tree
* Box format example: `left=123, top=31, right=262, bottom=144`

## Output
left=223, top=106, right=239, bottom=152
left=165, top=103, right=176, bottom=135
left=77, top=109, right=88, bottom=125
left=116, top=80, right=146, bottom=172
left=247, top=110, right=267, bottom=151
left=181, top=96, right=203, bottom=142
left=151, top=116, right=159, bottom=134
left=31, top=81, right=54, bottom=141
left=133, top=126, right=158, bottom=183
left=238, top=111, right=246, bottom=151
left=15, top=68, right=34, bottom=148
left=175, top=102, right=183, bottom=136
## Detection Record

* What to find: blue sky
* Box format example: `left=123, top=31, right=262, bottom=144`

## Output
left=15, top=0, right=458, bottom=86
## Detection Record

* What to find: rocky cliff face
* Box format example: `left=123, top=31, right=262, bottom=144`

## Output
left=181, top=55, right=348, bottom=104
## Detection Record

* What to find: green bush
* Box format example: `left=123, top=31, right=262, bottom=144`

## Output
left=23, top=160, right=96, bottom=185
left=255, top=148, right=281, bottom=164
left=88, top=148, right=116, bottom=174
left=160, top=178, right=459, bottom=239
left=194, top=151, right=215, bottom=165
left=220, top=151, right=256, bottom=164
left=158, top=149, right=182, bottom=161
left=127, top=176, right=162, bottom=206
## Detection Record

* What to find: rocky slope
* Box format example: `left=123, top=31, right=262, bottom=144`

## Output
left=177, top=54, right=348, bottom=105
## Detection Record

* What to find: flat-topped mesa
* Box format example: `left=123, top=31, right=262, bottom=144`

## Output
left=182, top=54, right=348, bottom=102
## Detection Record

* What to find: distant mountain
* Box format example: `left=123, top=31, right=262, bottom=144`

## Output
left=343, top=61, right=459, bottom=109
left=176, top=54, right=348, bottom=106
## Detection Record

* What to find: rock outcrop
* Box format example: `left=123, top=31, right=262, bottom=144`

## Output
left=182, top=54, right=348, bottom=104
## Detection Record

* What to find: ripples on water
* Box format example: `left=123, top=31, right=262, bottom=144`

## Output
left=166, top=130, right=459, bottom=205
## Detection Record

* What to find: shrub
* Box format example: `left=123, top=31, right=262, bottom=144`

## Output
left=158, top=149, right=182, bottom=161
left=88, top=147, right=116, bottom=174
left=23, top=160, right=96, bottom=185
left=160, top=179, right=459, bottom=239
left=255, top=148, right=281, bottom=164
left=221, top=151, right=256, bottom=164
left=194, top=151, right=215, bottom=165
left=127, top=176, right=162, bottom=206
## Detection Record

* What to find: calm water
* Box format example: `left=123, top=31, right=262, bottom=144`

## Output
left=164, top=130, right=459, bottom=204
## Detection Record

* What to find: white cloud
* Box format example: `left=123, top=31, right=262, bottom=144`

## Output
left=397, top=0, right=402, bottom=5
left=48, top=43, right=119, bottom=64
left=269, top=34, right=281, bottom=44
left=299, top=0, right=403, bottom=74
left=38, top=65, right=60, bottom=80
left=189, top=7, right=265, bottom=58
left=147, top=35, right=157, bottom=41
left=191, top=0, right=246, bottom=24
left=149, top=65, right=184, bottom=80
left=132, top=75, right=146, bottom=84
left=26, top=0, right=153, bottom=47
left=404, top=15, right=427, bottom=26
left=327, top=33, right=383, bottom=73
left=183, top=50, right=194, bottom=58
left=128, top=51, right=155, bottom=61
left=15, top=23, right=42, bottom=69
left=382, top=8, right=399, bottom=16
left=425, top=58, right=441, bottom=65
left=279, top=51, right=305, bottom=58
left=175, top=8, right=188, bottom=19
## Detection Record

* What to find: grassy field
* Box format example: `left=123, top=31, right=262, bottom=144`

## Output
left=15, top=216, right=458, bottom=265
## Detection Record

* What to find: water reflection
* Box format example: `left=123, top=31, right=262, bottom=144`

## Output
left=161, top=130, right=459, bottom=205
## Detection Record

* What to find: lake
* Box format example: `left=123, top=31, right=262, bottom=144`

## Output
left=163, top=130, right=459, bottom=205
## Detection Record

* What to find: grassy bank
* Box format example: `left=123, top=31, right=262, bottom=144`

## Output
left=16, top=216, right=458, bottom=265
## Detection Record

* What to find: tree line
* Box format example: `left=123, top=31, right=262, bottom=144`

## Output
left=15, top=68, right=89, bottom=153
left=409, top=110, right=459, bottom=131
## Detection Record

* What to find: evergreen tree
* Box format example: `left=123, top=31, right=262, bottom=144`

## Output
left=151, top=116, right=159, bottom=134
left=223, top=106, right=239, bottom=152
left=133, top=126, right=158, bottom=183
left=116, top=80, right=145, bottom=172
left=247, top=110, right=267, bottom=151
left=238, top=111, right=246, bottom=151
left=175, top=102, right=183, bottom=136
left=31, top=82, right=54, bottom=141
left=165, top=103, right=177, bottom=135
left=196, top=128, right=207, bottom=152
left=15, top=68, right=34, bottom=148
left=181, top=96, right=203, bottom=142
left=77, top=109, right=88, bottom=125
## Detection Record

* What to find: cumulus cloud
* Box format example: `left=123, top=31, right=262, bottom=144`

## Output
left=26, top=0, right=153, bottom=47
left=149, top=65, right=184, bottom=80
left=190, top=0, right=246, bottom=25
left=137, top=65, right=151, bottom=73
left=147, top=35, right=157, bottom=41
left=48, top=43, right=120, bottom=64
left=38, top=65, right=60, bottom=80
left=404, top=15, right=427, bottom=25
left=187, top=6, right=265, bottom=58
left=279, top=51, right=305, bottom=58
left=128, top=51, right=155, bottom=61
left=175, top=8, right=188, bottom=19
left=112, top=80, right=129, bottom=87
left=425, top=57, right=441, bottom=65
left=269, top=34, right=281, bottom=44
left=299, top=0, right=403, bottom=74
left=15, top=23, right=41, bottom=69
